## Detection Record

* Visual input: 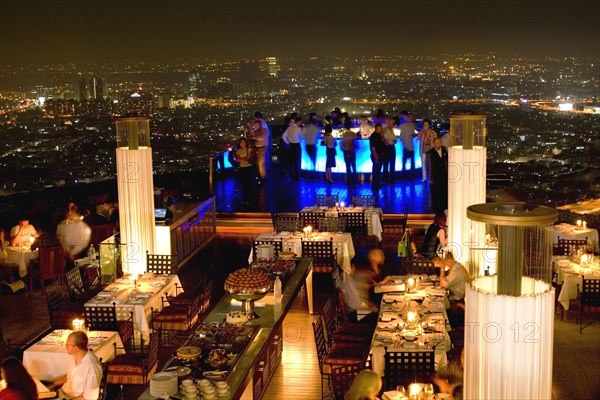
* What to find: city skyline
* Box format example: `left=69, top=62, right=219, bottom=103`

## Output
left=1, top=0, right=599, bottom=66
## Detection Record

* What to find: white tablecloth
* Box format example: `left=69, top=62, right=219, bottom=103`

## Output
left=23, top=329, right=123, bottom=381
left=300, top=206, right=384, bottom=241
left=555, top=257, right=600, bottom=310
left=248, top=231, right=355, bottom=274
left=6, top=247, right=38, bottom=277
left=553, top=224, right=599, bottom=252
left=369, top=282, right=451, bottom=378
left=84, top=274, right=181, bottom=340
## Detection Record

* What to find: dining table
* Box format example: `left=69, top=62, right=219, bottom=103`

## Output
left=248, top=231, right=356, bottom=274
left=369, top=276, right=451, bottom=379
left=84, top=273, right=181, bottom=341
left=555, top=256, right=600, bottom=311
left=5, top=246, right=38, bottom=277
left=300, top=206, right=384, bottom=241
left=553, top=223, right=599, bottom=252
left=22, top=329, right=123, bottom=381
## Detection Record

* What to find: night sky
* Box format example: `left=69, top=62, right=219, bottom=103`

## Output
left=1, top=0, right=599, bottom=66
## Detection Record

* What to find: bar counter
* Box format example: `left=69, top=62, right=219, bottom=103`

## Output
left=138, top=257, right=313, bottom=400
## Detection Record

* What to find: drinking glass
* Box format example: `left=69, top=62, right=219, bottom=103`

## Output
left=423, top=383, right=434, bottom=397
left=395, top=385, right=406, bottom=399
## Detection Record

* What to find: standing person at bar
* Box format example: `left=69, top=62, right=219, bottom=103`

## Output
left=369, top=123, right=385, bottom=190
left=234, top=137, right=255, bottom=206
left=382, top=117, right=397, bottom=183
left=418, top=118, right=437, bottom=183
left=323, top=125, right=336, bottom=183
left=249, top=119, right=268, bottom=184
left=399, top=111, right=417, bottom=178
left=358, top=115, right=373, bottom=139
left=303, top=113, right=321, bottom=172
left=427, top=137, right=448, bottom=214
left=282, top=116, right=303, bottom=180
left=341, top=118, right=357, bottom=184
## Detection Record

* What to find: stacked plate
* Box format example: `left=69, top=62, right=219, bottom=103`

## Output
left=149, top=372, right=178, bottom=397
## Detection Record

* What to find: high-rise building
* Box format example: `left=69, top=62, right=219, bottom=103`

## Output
left=188, top=71, right=199, bottom=96
left=78, top=74, right=88, bottom=101
left=89, top=76, right=104, bottom=100
left=266, top=57, right=278, bottom=78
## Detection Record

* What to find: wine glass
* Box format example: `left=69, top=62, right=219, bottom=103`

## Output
left=423, top=383, right=434, bottom=397
left=395, top=385, right=406, bottom=399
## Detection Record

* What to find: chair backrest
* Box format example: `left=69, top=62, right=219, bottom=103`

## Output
left=318, top=217, right=345, bottom=233
left=65, top=267, right=85, bottom=298
left=340, top=211, right=366, bottom=235
left=84, top=302, right=118, bottom=332
left=90, top=223, right=115, bottom=247
left=43, top=279, right=68, bottom=313
left=351, top=195, right=375, bottom=207
left=302, top=239, right=336, bottom=271
left=98, top=358, right=108, bottom=400
left=384, top=348, right=435, bottom=390
left=582, top=277, right=600, bottom=309
left=146, top=252, right=177, bottom=275
left=312, top=315, right=328, bottom=373
left=252, top=238, right=283, bottom=260
left=273, top=215, right=302, bottom=233
left=332, top=361, right=368, bottom=399
left=39, top=246, right=66, bottom=280
left=556, top=238, right=587, bottom=256
left=315, top=195, right=338, bottom=208
left=118, top=312, right=135, bottom=352
left=407, top=259, right=436, bottom=275
left=322, top=295, right=338, bottom=343
left=146, top=328, right=160, bottom=372
left=300, top=211, right=325, bottom=229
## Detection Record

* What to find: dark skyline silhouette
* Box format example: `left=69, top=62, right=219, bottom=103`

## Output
left=1, top=0, right=599, bottom=66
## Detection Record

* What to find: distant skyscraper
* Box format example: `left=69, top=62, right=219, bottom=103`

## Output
left=89, top=76, right=104, bottom=100
left=266, top=57, right=278, bottom=78
left=188, top=71, right=199, bottom=96
left=355, top=57, right=367, bottom=79
left=78, top=75, right=88, bottom=101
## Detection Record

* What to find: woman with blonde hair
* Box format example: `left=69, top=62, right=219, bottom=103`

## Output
left=344, top=369, right=382, bottom=400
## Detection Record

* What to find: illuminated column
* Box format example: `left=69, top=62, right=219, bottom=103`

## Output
left=465, top=203, right=557, bottom=399
left=115, top=117, right=156, bottom=275
left=446, top=112, right=487, bottom=275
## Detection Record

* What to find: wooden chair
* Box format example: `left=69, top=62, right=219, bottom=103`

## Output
left=98, top=358, right=109, bottom=400
left=340, top=211, right=366, bottom=237
left=384, top=348, right=435, bottom=390
left=556, top=237, right=587, bottom=256
left=300, top=210, right=325, bottom=229
left=322, top=295, right=372, bottom=347
left=577, top=277, right=600, bottom=333
left=318, top=217, right=346, bottom=233
left=43, top=279, right=83, bottom=329
left=146, top=252, right=178, bottom=275
left=273, top=215, right=302, bottom=233
left=29, top=246, right=66, bottom=291
left=302, top=238, right=337, bottom=273
left=152, top=291, right=201, bottom=342
left=351, top=195, right=375, bottom=207
left=106, top=328, right=160, bottom=385
left=331, top=361, right=369, bottom=400
left=382, top=211, right=408, bottom=246
left=90, top=223, right=115, bottom=248
left=312, top=315, right=368, bottom=400
left=315, top=195, right=338, bottom=208
left=406, top=258, right=436, bottom=275
left=252, top=238, right=283, bottom=260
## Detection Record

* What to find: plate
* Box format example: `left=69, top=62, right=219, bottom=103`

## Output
left=165, top=366, right=192, bottom=376
left=203, top=370, right=227, bottom=380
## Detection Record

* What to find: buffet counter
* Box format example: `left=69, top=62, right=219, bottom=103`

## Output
left=138, top=257, right=313, bottom=400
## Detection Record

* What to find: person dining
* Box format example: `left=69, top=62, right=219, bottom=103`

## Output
left=433, top=251, right=470, bottom=301
left=0, top=357, right=38, bottom=400
left=46, top=331, right=102, bottom=400
left=9, top=218, right=38, bottom=247
left=419, top=213, right=448, bottom=259
left=344, top=369, right=382, bottom=400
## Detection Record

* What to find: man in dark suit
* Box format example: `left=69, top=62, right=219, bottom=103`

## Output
left=427, top=137, right=448, bottom=214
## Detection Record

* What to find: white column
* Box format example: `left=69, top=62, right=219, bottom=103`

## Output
left=465, top=276, right=554, bottom=400
left=116, top=146, right=155, bottom=275
left=447, top=146, right=486, bottom=274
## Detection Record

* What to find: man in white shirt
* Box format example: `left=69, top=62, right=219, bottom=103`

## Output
left=358, top=115, right=373, bottom=139
left=434, top=252, right=470, bottom=301
left=10, top=218, right=38, bottom=247
left=48, top=331, right=102, bottom=400
left=303, top=113, right=321, bottom=171
left=282, top=117, right=303, bottom=180
left=56, top=212, right=92, bottom=261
